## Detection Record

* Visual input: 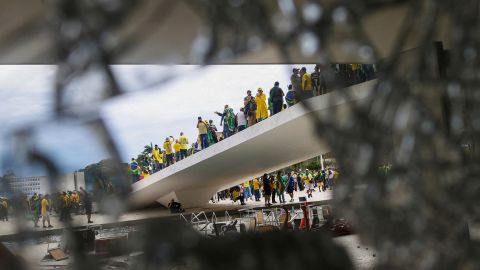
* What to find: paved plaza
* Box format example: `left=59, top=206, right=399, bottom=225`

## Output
left=0, top=189, right=332, bottom=240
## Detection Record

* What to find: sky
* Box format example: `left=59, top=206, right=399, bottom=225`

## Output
left=0, top=64, right=314, bottom=176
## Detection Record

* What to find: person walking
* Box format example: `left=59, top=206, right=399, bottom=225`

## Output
left=41, top=194, right=53, bottom=228
left=244, top=90, right=257, bottom=127
left=197, top=117, right=209, bottom=149
left=269, top=82, right=284, bottom=115
left=243, top=180, right=252, bottom=201
left=262, top=174, right=272, bottom=206
left=179, top=132, right=189, bottom=160
left=255, top=88, right=268, bottom=122
left=236, top=108, right=247, bottom=132
left=163, top=137, right=174, bottom=167
left=304, top=169, right=314, bottom=198
left=300, top=67, right=313, bottom=99
left=30, top=193, right=41, bottom=227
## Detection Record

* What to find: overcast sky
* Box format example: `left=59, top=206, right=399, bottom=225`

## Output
left=0, top=64, right=314, bottom=176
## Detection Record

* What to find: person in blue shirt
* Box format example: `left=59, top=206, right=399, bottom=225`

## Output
left=287, top=172, right=295, bottom=202
left=285, top=84, right=296, bottom=107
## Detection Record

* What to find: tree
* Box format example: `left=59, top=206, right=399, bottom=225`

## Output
left=82, top=159, right=129, bottom=193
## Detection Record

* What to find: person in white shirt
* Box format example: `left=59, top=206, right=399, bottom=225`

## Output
left=236, top=107, right=247, bottom=132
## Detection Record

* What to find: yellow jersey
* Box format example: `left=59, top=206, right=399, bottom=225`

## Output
left=164, top=141, right=173, bottom=155
left=41, top=198, right=49, bottom=215
left=152, top=148, right=163, bottom=163
left=197, top=121, right=208, bottom=134
left=179, top=135, right=189, bottom=150
left=174, top=142, right=181, bottom=152
left=302, top=73, right=313, bottom=91
left=253, top=179, right=260, bottom=190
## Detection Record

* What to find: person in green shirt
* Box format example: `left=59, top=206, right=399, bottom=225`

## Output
left=30, top=194, right=41, bottom=228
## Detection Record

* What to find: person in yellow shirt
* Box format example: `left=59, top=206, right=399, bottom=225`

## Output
left=152, top=144, right=164, bottom=172
left=303, top=169, right=314, bottom=198
left=242, top=180, right=252, bottom=201
left=253, top=178, right=261, bottom=201
left=197, top=116, right=209, bottom=149
left=41, top=194, right=53, bottom=228
left=174, top=139, right=182, bottom=162
left=164, top=137, right=174, bottom=167
left=300, top=67, right=313, bottom=99
left=270, top=175, right=278, bottom=204
left=255, top=88, right=268, bottom=122
left=179, top=132, right=189, bottom=160
left=69, top=192, right=79, bottom=214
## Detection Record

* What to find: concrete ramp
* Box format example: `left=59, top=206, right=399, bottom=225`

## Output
left=129, top=80, right=376, bottom=208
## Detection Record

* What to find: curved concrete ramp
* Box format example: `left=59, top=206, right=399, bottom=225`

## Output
left=129, top=80, right=376, bottom=208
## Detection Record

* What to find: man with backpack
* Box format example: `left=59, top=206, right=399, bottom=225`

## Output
left=269, top=81, right=284, bottom=115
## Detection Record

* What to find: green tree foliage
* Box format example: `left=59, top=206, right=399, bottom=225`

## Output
left=306, top=160, right=320, bottom=170
left=81, top=159, right=128, bottom=193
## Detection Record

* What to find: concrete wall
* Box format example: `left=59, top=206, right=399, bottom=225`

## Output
left=54, top=171, right=85, bottom=192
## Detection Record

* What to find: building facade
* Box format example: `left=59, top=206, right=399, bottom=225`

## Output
left=2, top=171, right=85, bottom=197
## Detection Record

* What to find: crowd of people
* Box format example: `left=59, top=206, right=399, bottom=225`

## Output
left=0, top=187, right=93, bottom=228
left=129, top=64, right=375, bottom=183
left=213, top=167, right=338, bottom=206
left=129, top=132, right=191, bottom=183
